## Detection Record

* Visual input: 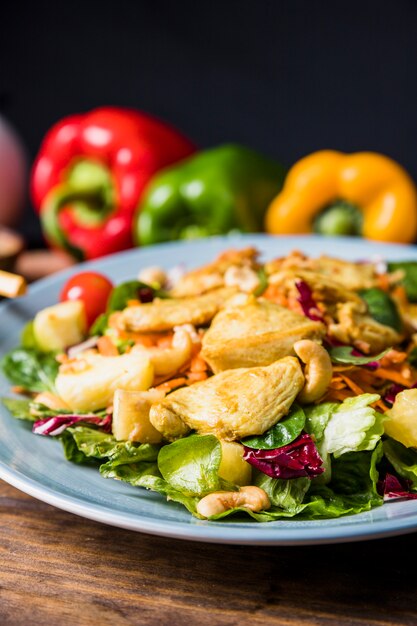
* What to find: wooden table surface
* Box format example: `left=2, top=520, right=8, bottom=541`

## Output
left=1, top=481, right=417, bottom=625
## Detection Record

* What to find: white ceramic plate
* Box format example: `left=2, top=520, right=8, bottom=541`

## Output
left=2, top=234, right=417, bottom=545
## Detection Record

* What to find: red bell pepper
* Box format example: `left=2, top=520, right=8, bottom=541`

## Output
left=31, top=107, right=195, bottom=259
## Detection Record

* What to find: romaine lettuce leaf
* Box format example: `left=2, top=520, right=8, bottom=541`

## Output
left=1, top=397, right=35, bottom=421
left=323, top=394, right=384, bottom=457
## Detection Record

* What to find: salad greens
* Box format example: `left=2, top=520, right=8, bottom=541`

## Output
left=1, top=347, right=59, bottom=393
left=387, top=261, right=417, bottom=302
left=3, top=248, right=417, bottom=524
left=359, top=287, right=402, bottom=332
left=242, top=405, right=305, bottom=450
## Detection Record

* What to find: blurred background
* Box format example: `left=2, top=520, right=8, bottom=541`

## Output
left=1, top=0, right=417, bottom=248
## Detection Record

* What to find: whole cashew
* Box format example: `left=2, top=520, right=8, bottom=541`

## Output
left=196, top=486, right=270, bottom=518
left=132, top=328, right=192, bottom=376
left=293, top=339, right=332, bottom=403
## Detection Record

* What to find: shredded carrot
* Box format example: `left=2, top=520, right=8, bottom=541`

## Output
left=339, top=374, right=366, bottom=396
left=377, top=273, right=390, bottom=292
left=380, top=350, right=408, bottom=366
left=97, top=336, right=119, bottom=356
left=155, top=377, right=187, bottom=392
left=391, top=285, right=408, bottom=306
left=263, top=284, right=288, bottom=307
left=190, top=355, right=208, bottom=372
left=186, top=371, right=209, bottom=383
left=374, top=367, right=413, bottom=387
left=321, top=389, right=352, bottom=402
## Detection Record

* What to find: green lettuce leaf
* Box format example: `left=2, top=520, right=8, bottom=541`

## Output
left=242, top=405, right=305, bottom=450
left=1, top=397, right=35, bottom=421
left=383, top=438, right=417, bottom=489
left=323, top=394, right=385, bottom=457
left=158, top=434, right=224, bottom=497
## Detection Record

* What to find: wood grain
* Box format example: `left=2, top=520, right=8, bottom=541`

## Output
left=1, top=479, right=416, bottom=626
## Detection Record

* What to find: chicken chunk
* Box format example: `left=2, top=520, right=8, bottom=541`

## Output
left=201, top=298, right=325, bottom=372
left=149, top=356, right=304, bottom=441
left=328, top=301, right=403, bottom=354
left=266, top=251, right=379, bottom=291
left=119, top=287, right=237, bottom=333
left=170, top=247, right=259, bottom=297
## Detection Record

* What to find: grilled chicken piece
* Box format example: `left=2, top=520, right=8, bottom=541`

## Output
left=170, top=247, right=259, bottom=297
left=149, top=356, right=304, bottom=441
left=328, top=302, right=403, bottom=354
left=268, top=268, right=364, bottom=310
left=201, top=298, right=325, bottom=373
left=266, top=251, right=379, bottom=291
left=119, top=287, right=237, bottom=333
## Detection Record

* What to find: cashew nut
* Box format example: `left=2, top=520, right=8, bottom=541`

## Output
left=132, top=328, right=192, bottom=376
left=293, top=339, right=332, bottom=403
left=224, top=266, right=260, bottom=293
left=196, top=485, right=270, bottom=518
left=138, top=266, right=167, bottom=288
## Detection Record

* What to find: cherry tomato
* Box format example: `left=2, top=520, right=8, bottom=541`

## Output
left=60, top=271, right=113, bottom=327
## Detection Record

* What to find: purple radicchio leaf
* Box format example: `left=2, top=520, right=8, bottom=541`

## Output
left=33, top=414, right=112, bottom=437
left=295, top=280, right=324, bottom=322
left=243, top=432, right=325, bottom=480
left=377, top=473, right=417, bottom=501
left=383, top=382, right=417, bottom=406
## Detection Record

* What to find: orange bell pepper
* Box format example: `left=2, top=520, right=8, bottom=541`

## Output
left=265, top=150, right=417, bottom=243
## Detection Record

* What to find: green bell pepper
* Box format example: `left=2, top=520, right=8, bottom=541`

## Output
left=134, top=144, right=286, bottom=245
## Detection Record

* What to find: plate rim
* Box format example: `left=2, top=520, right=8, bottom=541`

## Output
left=2, top=233, right=417, bottom=545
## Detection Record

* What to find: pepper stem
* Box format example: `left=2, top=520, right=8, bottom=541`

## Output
left=313, top=201, right=363, bottom=236
left=40, top=160, right=114, bottom=260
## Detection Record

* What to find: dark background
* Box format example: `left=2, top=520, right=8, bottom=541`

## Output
left=1, top=0, right=417, bottom=244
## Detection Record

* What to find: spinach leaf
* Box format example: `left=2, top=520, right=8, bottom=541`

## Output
left=242, top=404, right=306, bottom=450
left=158, top=434, right=223, bottom=497
left=1, top=347, right=59, bottom=393
left=329, top=346, right=390, bottom=365
left=359, top=287, right=402, bottom=331
left=388, top=261, right=417, bottom=302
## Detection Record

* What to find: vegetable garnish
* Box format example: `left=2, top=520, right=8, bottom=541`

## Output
left=243, top=434, right=325, bottom=479
left=3, top=245, right=417, bottom=522
left=295, top=280, right=324, bottom=321
left=33, top=414, right=112, bottom=437
left=329, top=346, right=390, bottom=365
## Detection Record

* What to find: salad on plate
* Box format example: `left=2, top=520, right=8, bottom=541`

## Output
left=3, top=246, right=417, bottom=522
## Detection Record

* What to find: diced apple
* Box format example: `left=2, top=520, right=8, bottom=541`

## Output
left=385, top=389, right=417, bottom=448
left=55, top=352, right=154, bottom=412
left=112, top=388, right=165, bottom=443
left=33, top=300, right=86, bottom=352
left=218, top=441, right=252, bottom=486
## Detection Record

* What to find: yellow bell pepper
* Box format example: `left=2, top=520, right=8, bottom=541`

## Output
left=265, top=150, right=417, bottom=243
